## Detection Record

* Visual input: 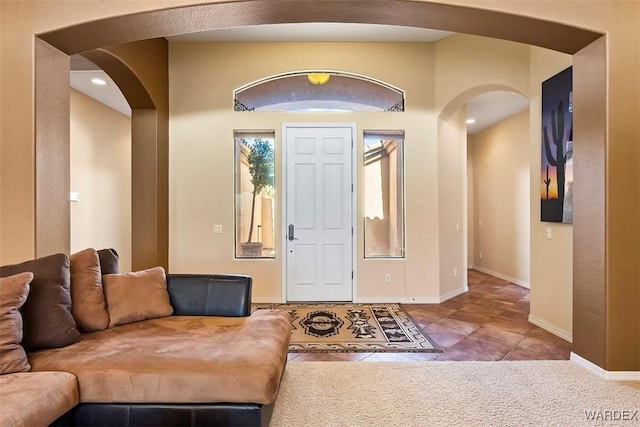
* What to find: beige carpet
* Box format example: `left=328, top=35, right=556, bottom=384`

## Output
left=271, top=361, right=640, bottom=427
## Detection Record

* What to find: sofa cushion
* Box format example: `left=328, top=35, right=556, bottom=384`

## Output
left=0, top=272, right=33, bottom=374
left=70, top=248, right=110, bottom=332
left=0, top=371, right=79, bottom=427
left=29, top=310, right=292, bottom=405
left=103, top=267, right=173, bottom=327
left=0, top=253, right=80, bottom=351
left=97, top=248, right=120, bottom=275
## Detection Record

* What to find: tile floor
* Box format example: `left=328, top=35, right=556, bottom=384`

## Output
left=287, top=269, right=572, bottom=362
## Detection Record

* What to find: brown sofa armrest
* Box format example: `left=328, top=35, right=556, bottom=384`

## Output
left=166, top=274, right=252, bottom=317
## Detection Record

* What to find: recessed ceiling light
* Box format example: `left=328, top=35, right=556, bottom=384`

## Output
left=466, top=119, right=476, bottom=124
left=91, top=78, right=107, bottom=86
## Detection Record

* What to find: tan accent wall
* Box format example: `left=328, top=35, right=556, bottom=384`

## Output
left=572, top=37, right=607, bottom=368
left=70, top=89, right=132, bottom=272
left=469, top=110, right=531, bottom=289
left=0, top=0, right=637, bottom=370
left=34, top=39, right=71, bottom=258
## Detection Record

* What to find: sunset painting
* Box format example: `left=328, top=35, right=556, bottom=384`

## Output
left=541, top=66, right=573, bottom=223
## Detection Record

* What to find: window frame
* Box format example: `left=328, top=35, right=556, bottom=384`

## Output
left=234, top=70, right=405, bottom=112
left=233, top=131, right=276, bottom=259
left=363, top=130, right=406, bottom=259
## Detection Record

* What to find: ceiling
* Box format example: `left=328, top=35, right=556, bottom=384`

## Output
left=70, top=23, right=529, bottom=133
left=70, top=70, right=131, bottom=116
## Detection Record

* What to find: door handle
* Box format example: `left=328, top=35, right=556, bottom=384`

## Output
left=288, top=224, right=298, bottom=241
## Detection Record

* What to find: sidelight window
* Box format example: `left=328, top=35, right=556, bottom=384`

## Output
left=234, top=131, right=276, bottom=258
left=363, top=130, right=405, bottom=258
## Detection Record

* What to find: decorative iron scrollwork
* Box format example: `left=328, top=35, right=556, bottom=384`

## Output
left=234, top=99, right=255, bottom=111
left=386, top=100, right=405, bottom=112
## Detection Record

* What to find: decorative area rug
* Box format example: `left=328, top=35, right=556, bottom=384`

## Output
left=254, top=303, right=441, bottom=353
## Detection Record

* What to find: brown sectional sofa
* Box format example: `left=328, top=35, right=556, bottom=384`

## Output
left=0, top=372, right=78, bottom=427
left=0, top=250, right=291, bottom=427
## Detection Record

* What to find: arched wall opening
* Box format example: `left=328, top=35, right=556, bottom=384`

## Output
left=439, top=85, right=527, bottom=122
left=70, top=49, right=156, bottom=272
left=437, top=85, right=532, bottom=303
left=28, top=1, right=630, bottom=370
left=81, top=45, right=169, bottom=271
left=37, top=38, right=169, bottom=271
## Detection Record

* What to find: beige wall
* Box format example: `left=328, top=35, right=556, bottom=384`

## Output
left=467, top=140, right=475, bottom=268
left=168, top=42, right=440, bottom=303
left=528, top=47, right=574, bottom=341
left=70, top=89, right=132, bottom=272
left=435, top=34, right=530, bottom=117
left=469, top=110, right=531, bottom=288
left=168, top=37, right=546, bottom=304
left=438, top=106, right=468, bottom=298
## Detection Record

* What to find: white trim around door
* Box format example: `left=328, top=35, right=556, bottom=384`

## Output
left=281, top=123, right=357, bottom=302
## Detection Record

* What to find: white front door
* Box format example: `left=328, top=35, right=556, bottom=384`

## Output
left=285, top=124, right=354, bottom=302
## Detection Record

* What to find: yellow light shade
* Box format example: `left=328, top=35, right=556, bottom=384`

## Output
left=307, top=73, right=331, bottom=85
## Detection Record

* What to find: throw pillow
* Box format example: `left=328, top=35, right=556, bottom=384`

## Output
left=0, top=272, right=33, bottom=374
left=69, top=248, right=110, bottom=332
left=103, top=266, right=173, bottom=327
left=97, top=248, right=120, bottom=275
left=0, top=253, right=80, bottom=351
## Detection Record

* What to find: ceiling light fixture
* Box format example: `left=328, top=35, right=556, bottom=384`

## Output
left=307, top=73, right=331, bottom=85
left=466, top=119, right=476, bottom=124
left=91, top=78, right=107, bottom=86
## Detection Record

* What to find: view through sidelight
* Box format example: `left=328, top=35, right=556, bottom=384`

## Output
left=234, top=131, right=276, bottom=258
left=363, top=130, right=405, bottom=258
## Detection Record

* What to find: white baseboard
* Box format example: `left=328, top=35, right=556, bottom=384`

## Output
left=355, top=287, right=468, bottom=305
left=355, top=297, right=441, bottom=304
left=571, top=352, right=640, bottom=381
left=252, top=297, right=285, bottom=304
left=265, top=296, right=461, bottom=304
left=473, top=266, right=530, bottom=289
left=528, top=314, right=572, bottom=342
left=438, top=285, right=469, bottom=303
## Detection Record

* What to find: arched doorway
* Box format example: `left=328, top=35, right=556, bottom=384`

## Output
left=439, top=86, right=531, bottom=294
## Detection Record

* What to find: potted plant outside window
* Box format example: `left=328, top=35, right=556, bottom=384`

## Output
left=241, top=138, right=274, bottom=257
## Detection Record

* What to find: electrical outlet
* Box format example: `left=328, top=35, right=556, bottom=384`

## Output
left=479, top=252, right=483, bottom=259
left=453, top=268, right=458, bottom=277
left=546, top=227, right=553, bottom=240
left=213, top=224, right=223, bottom=234
left=384, top=274, right=391, bottom=284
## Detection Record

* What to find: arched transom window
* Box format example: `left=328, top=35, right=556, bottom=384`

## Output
left=234, top=71, right=405, bottom=112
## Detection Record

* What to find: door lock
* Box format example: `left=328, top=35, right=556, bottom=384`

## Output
left=288, top=224, right=298, bottom=241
